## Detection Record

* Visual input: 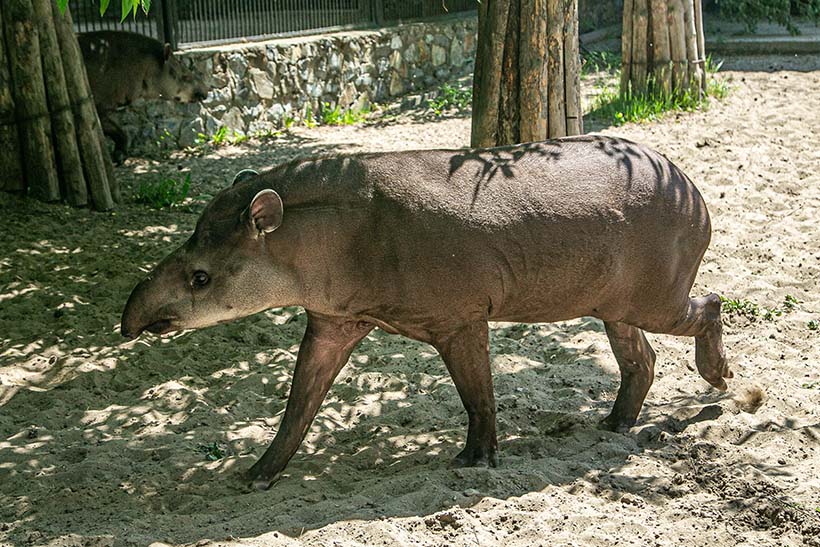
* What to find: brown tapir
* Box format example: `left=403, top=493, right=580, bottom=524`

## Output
left=121, top=136, right=730, bottom=489
left=78, top=31, right=207, bottom=161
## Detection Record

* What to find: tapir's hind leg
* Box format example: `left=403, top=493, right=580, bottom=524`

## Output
left=602, top=321, right=657, bottom=431
left=432, top=320, right=499, bottom=468
left=661, top=293, right=731, bottom=391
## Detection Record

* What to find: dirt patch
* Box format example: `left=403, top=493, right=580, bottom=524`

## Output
left=1, top=55, right=819, bottom=547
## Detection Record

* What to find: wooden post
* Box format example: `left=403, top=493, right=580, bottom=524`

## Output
left=472, top=0, right=582, bottom=148
left=682, top=0, right=702, bottom=93
left=631, top=0, right=649, bottom=94
left=563, top=0, right=582, bottom=135
left=33, top=0, right=87, bottom=207
left=2, top=0, right=61, bottom=202
left=694, top=0, right=706, bottom=93
left=471, top=0, right=512, bottom=147
left=51, top=2, right=116, bottom=210
left=649, top=0, right=672, bottom=94
left=519, top=0, right=545, bottom=142
left=667, top=0, right=688, bottom=90
left=621, top=0, right=634, bottom=94
left=0, top=7, right=23, bottom=194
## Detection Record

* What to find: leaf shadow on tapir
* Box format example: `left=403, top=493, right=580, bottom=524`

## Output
left=120, top=135, right=732, bottom=491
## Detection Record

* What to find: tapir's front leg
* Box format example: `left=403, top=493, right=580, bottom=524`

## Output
left=246, top=312, right=373, bottom=489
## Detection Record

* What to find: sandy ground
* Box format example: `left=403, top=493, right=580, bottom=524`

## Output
left=1, top=55, right=820, bottom=547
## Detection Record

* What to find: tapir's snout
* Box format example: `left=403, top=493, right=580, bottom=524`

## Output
left=121, top=276, right=177, bottom=339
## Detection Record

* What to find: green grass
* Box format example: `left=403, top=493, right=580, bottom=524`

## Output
left=809, top=319, right=819, bottom=331
left=134, top=174, right=191, bottom=208
left=428, top=83, right=472, bottom=116
left=590, top=57, right=729, bottom=126
left=720, top=294, right=802, bottom=322
left=319, top=102, right=370, bottom=125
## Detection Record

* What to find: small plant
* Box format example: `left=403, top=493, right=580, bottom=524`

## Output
left=319, top=102, right=370, bottom=125
left=782, top=294, right=800, bottom=311
left=809, top=319, right=819, bottom=331
left=284, top=115, right=296, bottom=130
left=428, top=83, right=472, bottom=116
left=303, top=104, right=317, bottom=128
left=134, top=174, right=191, bottom=208
left=720, top=296, right=761, bottom=320
left=198, top=442, right=225, bottom=462
left=230, top=130, right=248, bottom=145
left=210, top=126, right=228, bottom=146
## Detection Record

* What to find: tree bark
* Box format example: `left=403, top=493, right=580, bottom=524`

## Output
left=2, top=0, right=61, bottom=202
left=33, top=0, right=87, bottom=206
left=0, top=1, right=117, bottom=210
left=621, top=0, right=706, bottom=97
left=0, top=7, right=23, bottom=193
left=472, top=0, right=582, bottom=148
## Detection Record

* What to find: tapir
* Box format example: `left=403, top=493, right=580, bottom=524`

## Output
left=78, top=31, right=207, bottom=161
left=121, top=136, right=730, bottom=489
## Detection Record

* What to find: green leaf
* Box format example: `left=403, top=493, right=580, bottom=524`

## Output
left=120, top=0, right=130, bottom=22
left=99, top=0, right=110, bottom=16
left=141, top=0, right=151, bottom=15
left=56, top=0, right=69, bottom=14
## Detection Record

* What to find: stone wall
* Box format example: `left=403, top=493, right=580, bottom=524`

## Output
left=116, top=2, right=623, bottom=151
left=117, top=15, right=478, bottom=150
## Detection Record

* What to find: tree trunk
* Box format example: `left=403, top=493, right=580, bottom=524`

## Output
left=0, top=0, right=117, bottom=210
left=471, top=0, right=582, bottom=148
left=621, top=0, right=706, bottom=97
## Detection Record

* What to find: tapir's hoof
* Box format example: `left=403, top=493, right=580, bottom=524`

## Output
left=243, top=465, right=282, bottom=491
left=451, top=445, right=499, bottom=469
left=599, top=413, right=637, bottom=434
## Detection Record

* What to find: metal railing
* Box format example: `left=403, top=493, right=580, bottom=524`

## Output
left=71, top=0, right=477, bottom=49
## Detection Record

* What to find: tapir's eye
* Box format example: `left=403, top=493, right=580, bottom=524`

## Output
left=191, top=271, right=210, bottom=289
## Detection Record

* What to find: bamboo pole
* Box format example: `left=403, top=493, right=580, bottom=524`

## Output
left=694, top=0, right=707, bottom=93
left=33, top=0, right=87, bottom=207
left=471, top=0, right=512, bottom=148
left=51, top=2, right=115, bottom=210
left=668, top=0, right=688, bottom=91
left=631, top=0, right=649, bottom=94
left=0, top=7, right=24, bottom=194
left=682, top=0, right=702, bottom=93
left=620, top=0, right=634, bottom=95
left=3, top=0, right=61, bottom=202
left=546, top=0, right=565, bottom=138
left=649, top=0, right=672, bottom=94
left=519, top=0, right=547, bottom=142
left=563, top=0, right=581, bottom=135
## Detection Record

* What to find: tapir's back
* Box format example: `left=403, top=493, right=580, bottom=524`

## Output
left=264, top=136, right=711, bottom=325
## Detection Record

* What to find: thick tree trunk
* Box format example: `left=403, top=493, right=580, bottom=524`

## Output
left=621, top=0, right=706, bottom=97
left=0, top=0, right=117, bottom=210
left=471, top=0, right=582, bottom=148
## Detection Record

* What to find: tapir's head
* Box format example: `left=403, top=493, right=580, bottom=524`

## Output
left=121, top=170, right=298, bottom=339
left=147, top=44, right=208, bottom=103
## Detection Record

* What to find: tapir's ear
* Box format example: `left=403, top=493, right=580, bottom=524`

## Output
left=232, top=169, right=258, bottom=186
left=247, top=189, right=283, bottom=235
left=163, top=43, right=172, bottom=61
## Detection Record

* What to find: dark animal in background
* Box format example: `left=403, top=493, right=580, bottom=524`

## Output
left=78, top=31, right=207, bottom=162
left=121, top=136, right=731, bottom=489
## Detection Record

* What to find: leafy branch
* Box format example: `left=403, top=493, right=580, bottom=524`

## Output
left=55, top=0, right=151, bottom=22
